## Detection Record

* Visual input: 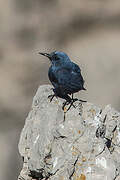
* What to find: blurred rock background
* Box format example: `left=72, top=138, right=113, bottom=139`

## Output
left=0, top=0, right=120, bottom=180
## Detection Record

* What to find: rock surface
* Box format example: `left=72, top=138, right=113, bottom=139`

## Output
left=18, top=85, right=120, bottom=180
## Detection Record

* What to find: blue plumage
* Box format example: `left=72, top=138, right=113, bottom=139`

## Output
left=39, top=51, right=86, bottom=104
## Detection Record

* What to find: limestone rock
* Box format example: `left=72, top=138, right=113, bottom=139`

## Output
left=18, top=85, right=120, bottom=180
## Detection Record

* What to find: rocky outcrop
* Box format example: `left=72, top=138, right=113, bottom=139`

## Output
left=18, top=85, right=120, bottom=180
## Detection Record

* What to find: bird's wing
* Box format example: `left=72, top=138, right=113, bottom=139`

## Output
left=57, top=65, right=85, bottom=94
left=48, top=63, right=85, bottom=94
left=71, top=63, right=85, bottom=86
left=48, top=66, right=59, bottom=88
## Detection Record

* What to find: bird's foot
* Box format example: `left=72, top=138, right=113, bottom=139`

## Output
left=78, top=99, right=87, bottom=103
left=62, top=101, right=70, bottom=111
left=48, top=94, right=55, bottom=102
left=66, top=98, right=78, bottom=111
left=72, top=98, right=78, bottom=103
left=62, top=98, right=87, bottom=112
left=62, top=98, right=78, bottom=112
left=48, top=88, right=58, bottom=102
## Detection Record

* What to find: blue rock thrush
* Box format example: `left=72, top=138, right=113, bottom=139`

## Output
left=39, top=51, right=86, bottom=110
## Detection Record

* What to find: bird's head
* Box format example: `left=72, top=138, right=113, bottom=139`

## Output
left=39, top=51, right=70, bottom=65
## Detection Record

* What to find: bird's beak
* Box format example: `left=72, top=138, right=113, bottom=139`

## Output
left=38, top=52, right=51, bottom=60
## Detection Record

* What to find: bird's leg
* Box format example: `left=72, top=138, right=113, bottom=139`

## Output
left=48, top=88, right=57, bottom=102
left=71, top=94, right=78, bottom=102
left=48, top=94, right=55, bottom=102
left=62, top=100, right=70, bottom=111
left=72, top=94, right=73, bottom=100
left=78, top=99, right=87, bottom=103
left=62, top=94, right=77, bottom=112
left=66, top=94, right=77, bottom=111
left=72, top=94, right=87, bottom=103
left=62, top=95, right=72, bottom=111
left=62, top=94, right=85, bottom=112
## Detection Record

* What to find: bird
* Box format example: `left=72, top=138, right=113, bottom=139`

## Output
left=39, top=51, right=86, bottom=110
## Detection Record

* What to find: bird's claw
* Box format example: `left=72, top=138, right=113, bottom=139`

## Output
left=78, top=99, right=87, bottom=103
left=62, top=101, right=69, bottom=111
left=62, top=98, right=87, bottom=112
left=72, top=98, right=78, bottom=102
left=48, top=94, right=55, bottom=102
left=62, top=98, right=78, bottom=111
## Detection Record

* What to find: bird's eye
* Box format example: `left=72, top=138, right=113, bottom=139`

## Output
left=54, top=55, right=59, bottom=61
